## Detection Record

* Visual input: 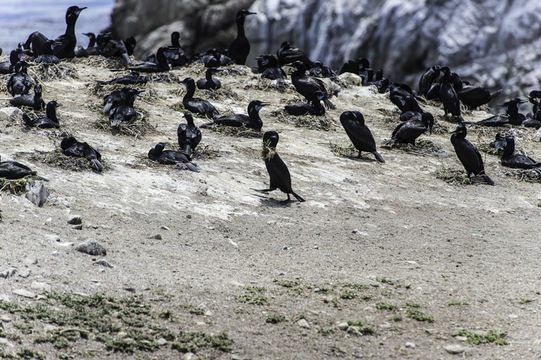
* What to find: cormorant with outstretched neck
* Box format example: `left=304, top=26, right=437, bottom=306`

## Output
left=386, top=112, right=434, bottom=146
left=468, top=98, right=525, bottom=126
left=340, top=111, right=384, bottom=162
left=0, top=158, right=37, bottom=179
left=227, top=9, right=256, bottom=65
left=439, top=67, right=461, bottom=117
left=196, top=68, right=221, bottom=90
left=25, top=6, right=86, bottom=59
left=148, top=142, right=199, bottom=172
left=10, top=83, right=45, bottom=110
left=291, top=61, right=335, bottom=109
left=418, top=65, right=441, bottom=96
left=181, top=78, right=220, bottom=119
left=201, top=100, right=267, bottom=131
left=450, top=123, right=494, bottom=185
left=25, top=101, right=60, bottom=128
left=128, top=47, right=170, bottom=73
left=500, top=136, right=540, bottom=171
left=177, top=113, right=201, bottom=158
left=96, top=71, right=148, bottom=86
left=256, top=131, right=305, bottom=203
left=7, top=62, right=34, bottom=96
left=61, top=136, right=104, bottom=172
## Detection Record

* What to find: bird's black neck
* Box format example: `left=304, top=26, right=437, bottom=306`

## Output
left=236, top=16, right=246, bottom=38
left=183, top=83, right=195, bottom=99
left=46, top=104, right=58, bottom=122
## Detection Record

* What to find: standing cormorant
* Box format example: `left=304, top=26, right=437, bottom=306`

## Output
left=227, top=9, right=256, bottom=65
left=340, top=111, right=384, bottom=162
left=439, top=67, right=461, bottom=117
left=450, top=124, right=494, bottom=185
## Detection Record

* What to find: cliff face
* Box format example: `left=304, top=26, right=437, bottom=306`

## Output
left=112, top=0, right=541, bottom=96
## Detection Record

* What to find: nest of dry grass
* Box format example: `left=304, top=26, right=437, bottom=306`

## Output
left=28, top=150, right=106, bottom=172
left=203, top=124, right=262, bottom=138
left=497, top=167, right=541, bottom=183
left=95, top=115, right=155, bottom=138
left=434, top=167, right=476, bottom=186
left=0, top=176, right=34, bottom=194
left=70, top=56, right=127, bottom=70
left=271, top=111, right=335, bottom=131
left=328, top=143, right=357, bottom=157
left=381, top=138, right=444, bottom=156
left=28, top=62, right=78, bottom=82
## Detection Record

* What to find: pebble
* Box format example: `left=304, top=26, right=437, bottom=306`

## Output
left=444, top=344, right=466, bottom=354
left=67, top=215, right=82, bottom=225
left=25, top=181, right=49, bottom=207
left=56, top=242, right=74, bottom=248
left=52, top=251, right=59, bottom=256
left=0, top=107, right=23, bottom=121
left=405, top=342, right=416, bottom=349
left=0, top=338, right=14, bottom=348
left=93, top=259, right=113, bottom=268
left=72, top=224, right=83, bottom=230
left=156, top=338, right=167, bottom=346
left=23, top=257, right=38, bottom=266
left=31, top=281, right=51, bottom=292
left=76, top=241, right=107, bottom=256
left=336, top=322, right=349, bottom=330
left=0, top=268, right=17, bottom=279
left=160, top=225, right=170, bottom=231
left=45, top=234, right=60, bottom=242
left=13, top=289, right=35, bottom=299
left=297, top=319, right=310, bottom=329
left=0, top=314, right=11, bottom=322
left=18, top=268, right=31, bottom=278
left=149, top=234, right=162, bottom=240
left=182, top=353, right=196, bottom=360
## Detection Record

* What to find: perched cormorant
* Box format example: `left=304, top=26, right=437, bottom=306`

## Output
left=148, top=142, right=199, bottom=172
left=0, top=50, right=22, bottom=74
left=128, top=47, right=170, bottom=73
left=291, top=61, right=335, bottom=109
left=75, top=32, right=98, bottom=57
left=7, top=62, right=34, bottom=96
left=96, top=71, right=148, bottom=86
left=60, top=136, right=104, bottom=172
left=103, top=87, right=142, bottom=115
left=256, top=131, right=305, bottom=202
left=35, top=40, right=60, bottom=64
left=309, top=61, right=337, bottom=78
left=10, top=83, right=45, bottom=110
left=450, top=124, right=494, bottom=185
left=0, top=159, right=36, bottom=179
left=500, top=136, right=540, bottom=171
left=285, top=96, right=325, bottom=116
left=201, top=100, right=267, bottom=131
left=96, top=32, right=132, bottom=65
left=489, top=133, right=507, bottom=152
left=196, top=68, right=221, bottom=90
left=386, top=112, right=434, bottom=146
left=227, top=9, right=256, bottom=65
left=468, top=98, right=525, bottom=127
left=181, top=77, right=220, bottom=119
left=418, top=65, right=441, bottom=96
left=200, top=48, right=233, bottom=67
left=458, top=85, right=501, bottom=109
left=166, top=31, right=188, bottom=67
left=24, top=101, right=60, bottom=128
left=254, top=54, right=286, bottom=80
left=439, top=67, right=461, bottom=117
left=109, top=105, right=137, bottom=128
left=177, top=113, right=202, bottom=158
left=340, top=111, right=384, bottom=162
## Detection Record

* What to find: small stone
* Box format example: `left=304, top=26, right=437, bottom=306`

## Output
left=13, top=288, right=35, bottom=298
left=297, top=319, right=310, bottom=329
left=67, top=215, right=82, bottom=225
left=444, top=344, right=466, bottom=354
left=0, top=337, right=14, bottom=347
left=0, top=268, right=17, bottom=279
left=405, top=342, right=416, bottom=349
left=182, top=353, right=196, bottom=360
left=195, top=321, right=206, bottom=326
left=18, top=268, right=31, bottom=278
left=204, top=310, right=213, bottom=316
left=56, top=242, right=74, bottom=247
left=72, top=224, right=83, bottom=230
left=231, top=355, right=242, bottom=360
left=25, top=181, right=49, bottom=207
left=51, top=251, right=59, bottom=256
left=45, top=234, right=60, bottom=242
left=186, top=214, right=192, bottom=219
left=31, top=281, right=51, bottom=292
left=455, top=336, right=468, bottom=342
left=337, top=322, right=349, bottom=330
left=76, top=241, right=106, bottom=256
left=156, top=338, right=167, bottom=346
left=160, top=225, right=170, bottom=231
left=23, top=257, right=38, bottom=266
left=150, top=234, right=162, bottom=240
left=0, top=314, right=11, bottom=322
left=93, top=259, right=113, bottom=268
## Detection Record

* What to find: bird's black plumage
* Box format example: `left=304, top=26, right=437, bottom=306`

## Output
left=227, top=9, right=256, bottom=65
left=165, top=32, right=188, bottom=67
left=450, top=124, right=494, bottom=185
left=387, top=112, right=434, bottom=145
left=50, top=6, right=87, bottom=59
left=10, top=83, right=45, bottom=110
left=196, top=68, right=221, bottom=90
left=291, top=61, right=335, bottom=109
left=103, top=87, right=142, bottom=115
left=418, top=65, right=441, bottom=96
left=0, top=160, right=37, bottom=179
left=255, top=55, right=286, bottom=80
left=340, top=111, right=384, bottom=162
left=202, top=100, right=267, bottom=131
left=181, top=77, right=220, bottom=119
left=25, top=101, right=60, bottom=128
left=61, top=136, right=104, bottom=172
left=468, top=98, right=525, bottom=127
left=0, top=50, right=22, bottom=74
left=177, top=113, right=201, bottom=158
left=128, top=47, right=170, bottom=73
left=439, top=67, right=461, bottom=117
left=148, top=142, right=199, bottom=172
left=277, top=41, right=309, bottom=66
left=7, top=62, right=34, bottom=96
left=257, top=131, right=305, bottom=202
left=500, top=136, right=540, bottom=170
left=96, top=71, right=148, bottom=86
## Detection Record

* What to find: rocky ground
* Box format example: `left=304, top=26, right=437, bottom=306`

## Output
left=1, top=56, right=541, bottom=360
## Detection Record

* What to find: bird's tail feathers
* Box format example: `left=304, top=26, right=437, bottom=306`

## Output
left=291, top=191, right=305, bottom=202
left=323, top=98, right=336, bottom=110
left=373, top=151, right=385, bottom=163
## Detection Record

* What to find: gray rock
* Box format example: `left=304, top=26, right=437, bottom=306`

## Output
left=68, top=215, right=82, bottom=225
left=0, top=107, right=24, bottom=122
left=76, top=241, right=107, bottom=256
left=405, top=342, right=416, bottom=349
left=13, top=288, right=36, bottom=299
left=156, top=337, right=168, bottom=346
left=25, top=180, right=49, bottom=207
left=93, top=259, right=114, bottom=268
left=336, top=322, right=349, bottom=330
left=149, top=234, right=162, bottom=240
left=18, top=268, right=31, bottom=278
left=297, top=319, right=310, bottom=329
left=31, top=281, right=51, bottom=292
left=23, top=257, right=38, bottom=266
left=0, top=314, right=11, bottom=322
left=444, top=344, right=466, bottom=354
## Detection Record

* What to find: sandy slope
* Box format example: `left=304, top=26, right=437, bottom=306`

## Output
left=1, top=57, right=541, bottom=359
